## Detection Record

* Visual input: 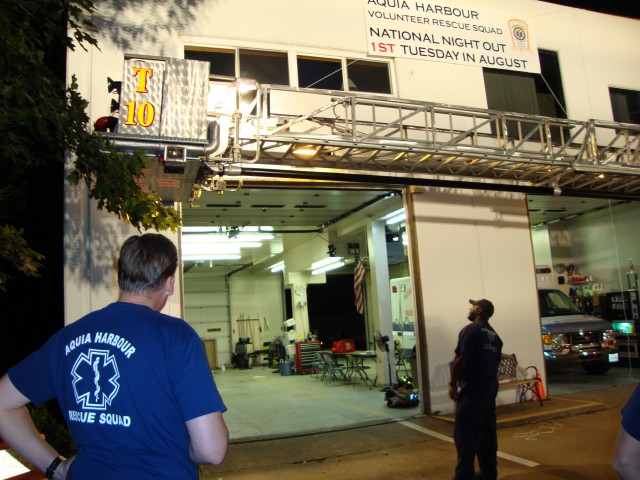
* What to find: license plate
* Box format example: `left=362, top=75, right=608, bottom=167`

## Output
left=609, top=353, right=619, bottom=363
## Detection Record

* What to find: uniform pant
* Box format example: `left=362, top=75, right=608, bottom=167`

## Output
left=453, top=378, right=499, bottom=480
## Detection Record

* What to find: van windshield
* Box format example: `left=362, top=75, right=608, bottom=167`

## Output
left=538, top=290, right=584, bottom=317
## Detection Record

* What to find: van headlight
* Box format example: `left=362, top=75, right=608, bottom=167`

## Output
left=542, top=333, right=570, bottom=355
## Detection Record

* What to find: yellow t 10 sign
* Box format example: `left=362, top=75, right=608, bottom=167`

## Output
left=118, top=56, right=209, bottom=140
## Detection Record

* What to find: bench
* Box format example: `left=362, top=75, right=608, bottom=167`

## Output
left=498, top=353, right=544, bottom=406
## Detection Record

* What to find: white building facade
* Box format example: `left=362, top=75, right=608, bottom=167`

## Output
left=65, top=0, right=640, bottom=415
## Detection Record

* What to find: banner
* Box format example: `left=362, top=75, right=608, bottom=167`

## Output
left=362, top=0, right=540, bottom=73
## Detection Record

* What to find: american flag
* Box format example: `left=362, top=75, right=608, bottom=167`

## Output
left=353, top=258, right=366, bottom=315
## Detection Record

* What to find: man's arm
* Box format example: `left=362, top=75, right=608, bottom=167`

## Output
left=186, top=411, right=229, bottom=465
left=448, top=354, right=467, bottom=401
left=0, top=374, right=72, bottom=478
left=612, top=427, right=640, bottom=479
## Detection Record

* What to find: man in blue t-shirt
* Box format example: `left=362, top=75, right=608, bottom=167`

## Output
left=449, top=298, right=503, bottom=480
left=612, top=383, right=640, bottom=478
left=0, top=234, right=228, bottom=479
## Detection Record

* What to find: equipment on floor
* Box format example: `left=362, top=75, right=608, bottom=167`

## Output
left=374, top=330, right=394, bottom=385
left=233, top=337, right=251, bottom=369
left=331, top=338, right=355, bottom=353
left=383, top=375, right=419, bottom=408
left=267, top=336, right=287, bottom=367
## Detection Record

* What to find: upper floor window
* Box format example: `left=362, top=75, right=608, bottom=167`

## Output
left=610, top=87, right=640, bottom=125
left=185, top=47, right=289, bottom=85
left=297, top=56, right=392, bottom=94
left=346, top=59, right=392, bottom=94
left=239, top=49, right=289, bottom=85
left=184, top=47, right=235, bottom=78
left=297, top=56, right=343, bottom=90
left=483, top=50, right=567, bottom=142
left=186, top=46, right=392, bottom=95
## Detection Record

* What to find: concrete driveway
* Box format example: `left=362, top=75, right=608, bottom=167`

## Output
left=202, top=365, right=638, bottom=479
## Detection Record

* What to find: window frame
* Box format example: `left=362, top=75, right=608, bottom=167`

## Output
left=609, top=87, right=640, bottom=125
left=184, top=44, right=395, bottom=95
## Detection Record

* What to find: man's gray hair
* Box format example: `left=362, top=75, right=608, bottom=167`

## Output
left=118, top=234, right=178, bottom=294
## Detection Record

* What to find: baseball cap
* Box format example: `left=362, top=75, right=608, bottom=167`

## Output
left=469, top=298, right=494, bottom=318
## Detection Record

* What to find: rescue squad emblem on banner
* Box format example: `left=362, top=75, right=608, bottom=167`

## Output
left=508, top=19, right=530, bottom=51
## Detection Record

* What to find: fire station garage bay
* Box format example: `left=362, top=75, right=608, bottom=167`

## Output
left=65, top=0, right=640, bottom=440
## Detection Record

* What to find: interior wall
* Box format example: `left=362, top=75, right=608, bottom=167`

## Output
left=545, top=202, right=640, bottom=294
left=183, top=269, right=231, bottom=367
left=411, top=188, right=543, bottom=415
left=531, top=226, right=553, bottom=269
left=230, top=273, right=286, bottom=352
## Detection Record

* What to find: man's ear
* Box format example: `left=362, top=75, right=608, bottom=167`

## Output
left=164, top=275, right=176, bottom=295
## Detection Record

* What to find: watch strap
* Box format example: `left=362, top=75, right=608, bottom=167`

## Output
left=45, top=455, right=64, bottom=479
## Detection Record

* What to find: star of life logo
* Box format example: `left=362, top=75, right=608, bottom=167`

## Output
left=71, top=349, right=120, bottom=410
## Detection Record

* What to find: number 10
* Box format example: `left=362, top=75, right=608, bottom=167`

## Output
left=124, top=101, right=155, bottom=127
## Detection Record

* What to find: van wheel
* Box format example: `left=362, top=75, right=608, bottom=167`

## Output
left=582, top=363, right=610, bottom=374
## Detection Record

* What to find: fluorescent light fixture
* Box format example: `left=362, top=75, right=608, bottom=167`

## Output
left=182, top=244, right=241, bottom=255
left=311, top=257, right=344, bottom=270
left=386, top=213, right=406, bottom=225
left=182, top=254, right=242, bottom=261
left=182, top=240, right=262, bottom=250
left=235, top=234, right=274, bottom=241
left=312, top=261, right=345, bottom=275
left=383, top=208, right=404, bottom=220
left=269, top=261, right=285, bottom=273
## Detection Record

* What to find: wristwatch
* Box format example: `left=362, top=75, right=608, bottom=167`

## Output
left=45, top=456, right=65, bottom=479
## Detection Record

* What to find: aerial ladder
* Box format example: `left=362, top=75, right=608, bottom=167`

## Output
left=98, top=55, right=640, bottom=203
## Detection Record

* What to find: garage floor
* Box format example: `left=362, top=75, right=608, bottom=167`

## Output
left=215, top=361, right=420, bottom=442
left=214, top=359, right=640, bottom=443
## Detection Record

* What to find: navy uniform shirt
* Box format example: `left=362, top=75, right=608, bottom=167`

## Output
left=455, top=321, right=503, bottom=382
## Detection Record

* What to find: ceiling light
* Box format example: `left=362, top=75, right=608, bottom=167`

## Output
left=385, top=212, right=406, bottom=225
left=311, top=257, right=344, bottom=270
left=312, top=260, right=345, bottom=275
left=269, top=261, right=285, bottom=273
left=182, top=254, right=242, bottom=261
left=182, top=244, right=241, bottom=255
left=383, top=208, right=404, bottom=219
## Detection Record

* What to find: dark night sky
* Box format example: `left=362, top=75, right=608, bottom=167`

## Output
left=542, top=1, right=640, bottom=20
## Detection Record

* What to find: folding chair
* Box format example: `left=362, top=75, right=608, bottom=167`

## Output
left=345, top=354, right=373, bottom=387
left=396, top=348, right=410, bottom=377
left=312, top=352, right=327, bottom=380
left=323, top=353, right=347, bottom=384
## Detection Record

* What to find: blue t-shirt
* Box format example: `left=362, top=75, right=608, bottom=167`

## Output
left=455, top=321, right=503, bottom=381
left=9, top=302, right=226, bottom=480
left=621, top=383, right=640, bottom=441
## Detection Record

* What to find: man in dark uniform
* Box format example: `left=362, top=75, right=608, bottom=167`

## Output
left=449, top=299, right=503, bottom=480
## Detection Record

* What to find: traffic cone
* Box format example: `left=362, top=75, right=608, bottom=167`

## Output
left=533, top=372, right=547, bottom=400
